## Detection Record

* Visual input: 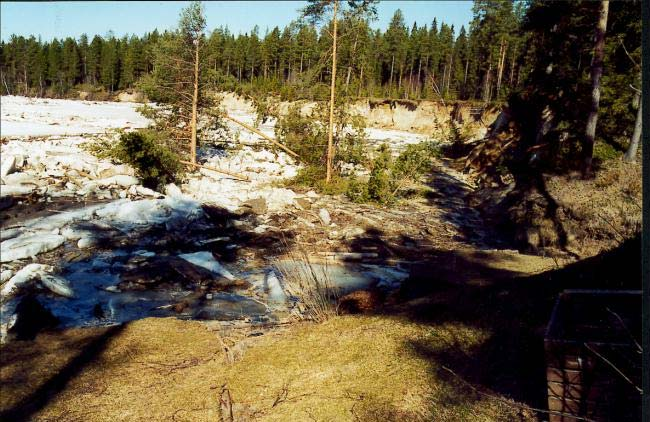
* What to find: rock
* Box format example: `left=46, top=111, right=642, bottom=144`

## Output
left=0, top=156, right=17, bottom=178
left=240, top=197, right=268, bottom=215
left=306, top=190, right=319, bottom=198
left=328, top=231, right=341, bottom=240
left=295, top=198, right=312, bottom=210
left=343, top=227, right=366, bottom=240
left=318, top=208, right=331, bottom=226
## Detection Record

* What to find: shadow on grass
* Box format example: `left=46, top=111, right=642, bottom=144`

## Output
left=0, top=324, right=127, bottom=422
left=340, top=226, right=641, bottom=417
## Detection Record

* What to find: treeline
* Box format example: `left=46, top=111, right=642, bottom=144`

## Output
left=1, top=2, right=530, bottom=102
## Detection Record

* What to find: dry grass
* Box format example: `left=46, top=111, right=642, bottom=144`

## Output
left=548, top=159, right=642, bottom=256
left=274, top=249, right=340, bottom=323
left=0, top=315, right=539, bottom=421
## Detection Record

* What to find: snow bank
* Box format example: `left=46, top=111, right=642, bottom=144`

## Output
left=0, top=234, right=66, bottom=262
left=0, top=95, right=149, bottom=137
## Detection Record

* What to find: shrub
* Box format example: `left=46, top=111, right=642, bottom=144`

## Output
left=345, top=175, right=370, bottom=203
left=393, top=141, right=438, bottom=182
left=593, top=141, right=621, bottom=163
left=85, top=129, right=183, bottom=191
left=276, top=101, right=370, bottom=194
left=115, top=130, right=183, bottom=190
left=367, top=144, right=394, bottom=204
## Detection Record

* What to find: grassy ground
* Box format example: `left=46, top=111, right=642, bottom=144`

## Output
left=0, top=250, right=560, bottom=422
left=0, top=316, right=537, bottom=422
left=0, top=231, right=640, bottom=422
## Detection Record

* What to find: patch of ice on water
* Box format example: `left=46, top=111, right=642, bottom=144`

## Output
left=178, top=251, right=235, bottom=281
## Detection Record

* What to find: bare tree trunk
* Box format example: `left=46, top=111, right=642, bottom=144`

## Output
left=442, top=64, right=447, bottom=98
left=483, top=58, right=492, bottom=103
left=326, top=0, right=339, bottom=183
left=398, top=65, right=403, bottom=94
left=345, top=32, right=358, bottom=94
left=299, top=52, right=303, bottom=74
left=583, top=0, right=609, bottom=176
left=463, top=58, right=469, bottom=98
left=190, top=39, right=199, bottom=164
left=509, top=46, right=517, bottom=86
left=389, top=55, right=395, bottom=95
left=1, top=72, right=11, bottom=96
left=624, top=87, right=642, bottom=162
left=416, top=57, right=423, bottom=98
left=496, top=38, right=507, bottom=98
left=357, top=65, right=364, bottom=97
left=445, top=53, right=453, bottom=96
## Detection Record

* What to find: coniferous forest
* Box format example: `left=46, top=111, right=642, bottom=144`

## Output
left=0, top=1, right=640, bottom=110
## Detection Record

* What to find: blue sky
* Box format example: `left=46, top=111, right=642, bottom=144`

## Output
left=1, top=1, right=474, bottom=42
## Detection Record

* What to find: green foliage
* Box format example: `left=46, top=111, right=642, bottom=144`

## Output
left=84, top=129, right=182, bottom=190
left=289, top=165, right=349, bottom=195
left=275, top=105, right=327, bottom=166
left=345, top=141, right=437, bottom=204
left=114, top=130, right=183, bottom=190
left=345, top=175, right=370, bottom=203
left=392, top=141, right=438, bottom=181
left=593, top=141, right=621, bottom=163
left=366, top=144, right=393, bottom=204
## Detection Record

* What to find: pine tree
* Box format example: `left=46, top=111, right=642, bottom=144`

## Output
left=137, top=0, right=220, bottom=164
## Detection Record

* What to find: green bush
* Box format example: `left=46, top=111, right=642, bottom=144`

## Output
left=367, top=144, right=394, bottom=204
left=85, top=129, right=183, bottom=191
left=393, top=141, right=438, bottom=182
left=345, top=141, right=439, bottom=205
left=593, top=141, right=622, bottom=162
left=115, top=130, right=183, bottom=190
left=345, top=175, right=370, bottom=203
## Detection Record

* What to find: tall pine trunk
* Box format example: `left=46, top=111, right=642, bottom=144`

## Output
left=583, top=0, right=609, bottom=176
left=190, top=39, right=199, bottom=164
left=345, top=33, right=358, bottom=94
left=389, top=55, right=395, bottom=96
left=326, top=0, right=339, bottom=183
